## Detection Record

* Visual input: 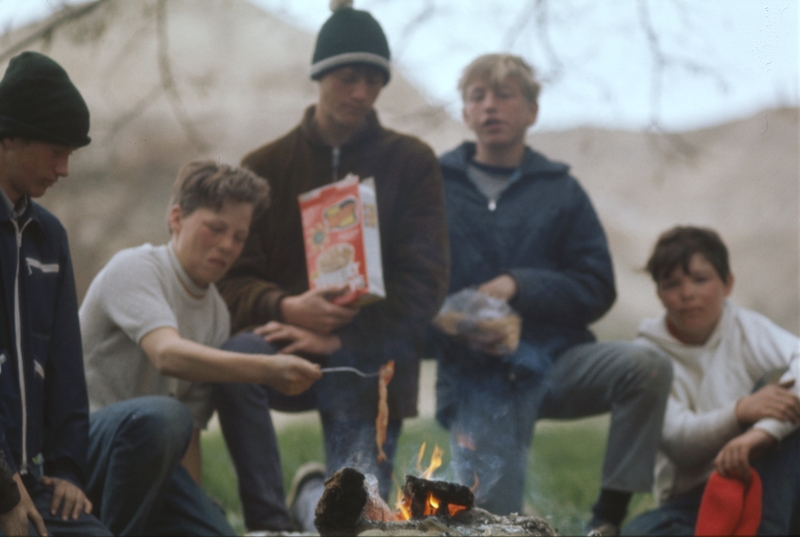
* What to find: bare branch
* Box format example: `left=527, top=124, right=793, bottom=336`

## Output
left=0, top=0, right=110, bottom=63
left=502, top=0, right=565, bottom=86
left=155, top=0, right=209, bottom=152
left=502, top=0, right=536, bottom=51
left=106, top=84, right=164, bottom=139
left=393, top=0, right=437, bottom=59
left=638, top=0, right=728, bottom=128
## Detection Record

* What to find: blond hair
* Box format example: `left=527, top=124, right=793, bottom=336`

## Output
left=458, top=54, right=541, bottom=105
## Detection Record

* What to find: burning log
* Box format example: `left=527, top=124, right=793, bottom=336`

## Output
left=314, top=468, right=397, bottom=536
left=314, top=468, right=368, bottom=536
left=401, top=475, right=474, bottom=518
left=314, top=468, right=557, bottom=536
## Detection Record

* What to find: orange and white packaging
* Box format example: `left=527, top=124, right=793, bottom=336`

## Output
left=298, top=174, right=385, bottom=306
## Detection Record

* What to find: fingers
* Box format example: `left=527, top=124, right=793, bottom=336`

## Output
left=30, top=509, right=47, bottom=537
left=280, top=340, right=306, bottom=355
left=59, top=487, right=77, bottom=521
left=779, top=378, right=796, bottom=389
left=254, top=321, right=288, bottom=337
left=318, top=284, right=350, bottom=300
left=716, top=445, right=750, bottom=482
left=45, top=477, right=91, bottom=520
left=45, top=476, right=66, bottom=517
left=739, top=385, right=800, bottom=424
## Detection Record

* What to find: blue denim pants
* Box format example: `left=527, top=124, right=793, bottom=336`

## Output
left=85, top=396, right=233, bottom=536
left=623, top=428, right=800, bottom=536
left=213, top=332, right=402, bottom=531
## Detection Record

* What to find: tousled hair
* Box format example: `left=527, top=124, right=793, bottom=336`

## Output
left=458, top=53, right=541, bottom=105
left=168, top=160, right=270, bottom=222
left=646, top=226, right=730, bottom=283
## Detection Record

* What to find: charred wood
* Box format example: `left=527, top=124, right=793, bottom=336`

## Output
left=314, top=468, right=368, bottom=536
left=403, top=475, right=474, bottom=518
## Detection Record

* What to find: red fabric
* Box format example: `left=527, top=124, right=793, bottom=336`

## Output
left=695, top=469, right=762, bottom=536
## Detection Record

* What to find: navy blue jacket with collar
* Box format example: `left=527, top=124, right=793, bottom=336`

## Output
left=435, top=142, right=616, bottom=380
left=0, top=197, right=88, bottom=488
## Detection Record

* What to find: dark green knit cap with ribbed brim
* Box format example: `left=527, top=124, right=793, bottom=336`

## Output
left=0, top=51, right=90, bottom=148
left=309, top=7, right=391, bottom=84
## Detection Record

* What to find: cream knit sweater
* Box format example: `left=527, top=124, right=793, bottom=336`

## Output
left=637, top=300, right=799, bottom=503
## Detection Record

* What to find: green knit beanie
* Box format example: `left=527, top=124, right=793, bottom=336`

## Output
left=309, top=0, right=391, bottom=84
left=0, top=51, right=90, bottom=147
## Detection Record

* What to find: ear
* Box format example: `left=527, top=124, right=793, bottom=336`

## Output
left=723, top=273, right=734, bottom=297
left=526, top=102, right=539, bottom=128
left=168, top=204, right=183, bottom=236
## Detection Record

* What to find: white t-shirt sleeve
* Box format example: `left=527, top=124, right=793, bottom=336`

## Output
left=97, top=249, right=179, bottom=344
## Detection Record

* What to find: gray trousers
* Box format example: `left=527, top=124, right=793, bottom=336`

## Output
left=540, top=341, right=673, bottom=493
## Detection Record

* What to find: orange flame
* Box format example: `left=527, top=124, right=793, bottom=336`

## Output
left=415, top=442, right=427, bottom=473
left=448, top=504, right=468, bottom=517
left=395, top=443, right=471, bottom=521
left=395, top=488, right=412, bottom=521
left=420, top=445, right=443, bottom=480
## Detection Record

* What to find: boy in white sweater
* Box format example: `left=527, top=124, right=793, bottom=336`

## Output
left=623, top=226, right=799, bottom=535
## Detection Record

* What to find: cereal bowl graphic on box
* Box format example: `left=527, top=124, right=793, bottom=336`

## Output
left=298, top=174, right=386, bottom=306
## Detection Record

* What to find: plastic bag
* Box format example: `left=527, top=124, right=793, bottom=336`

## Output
left=432, top=288, right=522, bottom=355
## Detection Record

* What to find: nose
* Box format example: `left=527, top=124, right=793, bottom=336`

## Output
left=351, top=79, right=371, bottom=102
left=55, top=154, right=69, bottom=177
left=679, top=281, right=694, bottom=299
left=218, top=232, right=237, bottom=254
left=481, top=92, right=498, bottom=109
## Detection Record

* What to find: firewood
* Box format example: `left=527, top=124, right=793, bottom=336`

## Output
left=314, top=468, right=368, bottom=536
left=402, top=475, right=474, bottom=518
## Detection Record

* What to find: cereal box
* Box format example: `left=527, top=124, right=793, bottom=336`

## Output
left=298, top=174, right=385, bottom=306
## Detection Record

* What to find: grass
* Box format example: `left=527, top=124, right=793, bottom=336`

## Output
left=201, top=414, right=656, bottom=535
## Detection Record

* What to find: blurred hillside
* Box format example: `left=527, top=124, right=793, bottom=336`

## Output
left=1, top=0, right=796, bottom=338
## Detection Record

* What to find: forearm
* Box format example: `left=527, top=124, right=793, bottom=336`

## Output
left=662, top=401, right=743, bottom=467
left=148, top=334, right=288, bottom=384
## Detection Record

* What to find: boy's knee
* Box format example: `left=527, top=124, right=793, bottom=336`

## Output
left=126, top=396, right=193, bottom=451
left=628, top=346, right=673, bottom=392
left=221, top=331, right=278, bottom=354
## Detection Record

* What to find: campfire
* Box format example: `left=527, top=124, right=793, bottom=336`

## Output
left=313, top=443, right=557, bottom=536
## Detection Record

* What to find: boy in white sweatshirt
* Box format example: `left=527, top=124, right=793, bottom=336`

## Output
left=623, top=226, right=799, bottom=535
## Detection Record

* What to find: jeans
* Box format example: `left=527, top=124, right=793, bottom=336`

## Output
left=623, top=428, right=800, bottom=536
left=213, top=332, right=402, bottom=531
left=446, top=364, right=549, bottom=515
left=439, top=340, right=671, bottom=515
left=540, top=341, right=673, bottom=493
left=85, top=396, right=233, bottom=536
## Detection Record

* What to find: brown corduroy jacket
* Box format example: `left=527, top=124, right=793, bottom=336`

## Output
left=218, top=106, right=449, bottom=419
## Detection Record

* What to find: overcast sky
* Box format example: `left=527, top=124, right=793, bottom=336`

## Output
left=1, top=0, right=797, bottom=131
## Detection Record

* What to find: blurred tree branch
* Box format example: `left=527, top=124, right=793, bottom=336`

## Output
left=0, top=0, right=209, bottom=153
left=0, top=0, right=110, bottom=63
left=155, top=0, right=209, bottom=152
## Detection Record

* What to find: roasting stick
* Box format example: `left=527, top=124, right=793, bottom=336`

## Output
left=320, top=366, right=380, bottom=378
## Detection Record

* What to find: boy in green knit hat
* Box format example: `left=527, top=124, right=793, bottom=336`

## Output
left=216, top=0, right=449, bottom=532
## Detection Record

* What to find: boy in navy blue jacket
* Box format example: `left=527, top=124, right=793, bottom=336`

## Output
left=431, top=54, right=673, bottom=536
left=0, top=51, right=110, bottom=536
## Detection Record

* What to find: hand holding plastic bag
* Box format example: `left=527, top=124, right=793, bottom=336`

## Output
left=432, top=288, right=522, bottom=356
